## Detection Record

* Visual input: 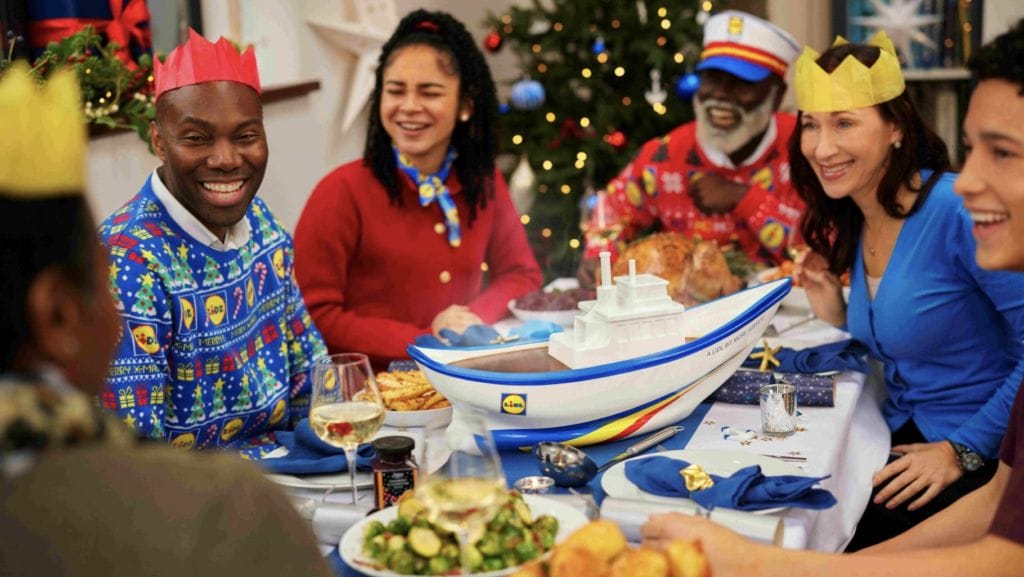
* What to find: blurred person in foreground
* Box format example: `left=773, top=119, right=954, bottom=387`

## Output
left=294, top=10, right=541, bottom=368
left=640, top=20, right=1024, bottom=576
left=580, top=10, right=804, bottom=282
left=0, top=63, right=330, bottom=577
left=791, top=32, right=1024, bottom=549
left=98, top=31, right=326, bottom=456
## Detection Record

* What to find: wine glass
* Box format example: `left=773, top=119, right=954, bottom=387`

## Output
left=418, top=411, right=508, bottom=575
left=309, top=353, right=385, bottom=504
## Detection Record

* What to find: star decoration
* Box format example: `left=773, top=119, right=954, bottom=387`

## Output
left=851, top=0, right=943, bottom=67
left=123, top=413, right=137, bottom=429
left=109, top=262, right=120, bottom=277
left=307, top=0, right=397, bottom=131
left=749, top=339, right=782, bottom=371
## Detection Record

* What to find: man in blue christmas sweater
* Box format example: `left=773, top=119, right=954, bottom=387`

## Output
left=98, top=30, right=326, bottom=456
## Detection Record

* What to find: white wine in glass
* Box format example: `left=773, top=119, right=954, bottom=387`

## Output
left=418, top=413, right=507, bottom=575
left=310, top=353, right=384, bottom=504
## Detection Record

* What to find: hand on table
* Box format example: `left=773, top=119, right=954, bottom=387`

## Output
left=431, top=305, right=483, bottom=337
left=641, top=512, right=765, bottom=574
left=688, top=173, right=748, bottom=214
left=872, top=441, right=962, bottom=511
left=793, top=251, right=846, bottom=327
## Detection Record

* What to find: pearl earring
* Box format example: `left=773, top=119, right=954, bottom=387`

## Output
left=893, top=141, right=902, bottom=149
left=459, top=113, right=470, bottom=122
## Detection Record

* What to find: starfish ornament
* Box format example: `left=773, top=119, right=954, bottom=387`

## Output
left=749, top=339, right=782, bottom=371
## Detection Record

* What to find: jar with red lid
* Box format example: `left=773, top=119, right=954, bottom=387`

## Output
left=371, top=436, right=418, bottom=509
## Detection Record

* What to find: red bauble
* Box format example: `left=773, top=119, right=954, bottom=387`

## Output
left=483, top=31, right=503, bottom=53
left=604, top=130, right=627, bottom=150
left=560, top=118, right=583, bottom=140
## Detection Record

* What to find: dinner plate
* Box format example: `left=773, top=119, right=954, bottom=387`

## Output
left=383, top=405, right=453, bottom=428
left=507, top=299, right=579, bottom=328
left=601, top=449, right=805, bottom=514
left=339, top=494, right=589, bottom=577
left=265, top=429, right=424, bottom=491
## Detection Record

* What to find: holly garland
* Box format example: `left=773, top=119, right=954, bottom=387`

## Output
left=0, top=26, right=155, bottom=146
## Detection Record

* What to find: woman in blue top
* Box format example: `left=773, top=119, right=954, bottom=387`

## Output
left=790, top=35, right=1024, bottom=549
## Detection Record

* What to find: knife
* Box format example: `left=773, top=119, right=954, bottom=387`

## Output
left=596, top=425, right=685, bottom=472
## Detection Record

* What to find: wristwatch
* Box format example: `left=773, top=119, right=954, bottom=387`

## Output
left=949, top=441, right=985, bottom=473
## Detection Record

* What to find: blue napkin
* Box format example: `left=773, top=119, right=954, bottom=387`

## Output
left=258, top=419, right=374, bottom=475
left=742, top=339, right=869, bottom=374
left=624, top=456, right=836, bottom=511
left=413, top=322, right=563, bottom=348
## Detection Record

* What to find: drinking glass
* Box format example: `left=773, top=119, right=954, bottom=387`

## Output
left=309, top=353, right=385, bottom=504
left=418, top=412, right=507, bottom=575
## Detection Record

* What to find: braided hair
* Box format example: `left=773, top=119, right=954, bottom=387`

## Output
left=364, top=9, right=499, bottom=225
left=968, top=19, right=1024, bottom=94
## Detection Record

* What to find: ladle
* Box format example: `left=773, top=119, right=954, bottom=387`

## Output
left=534, top=425, right=684, bottom=487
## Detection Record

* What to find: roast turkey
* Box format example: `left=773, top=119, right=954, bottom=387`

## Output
left=611, top=232, right=743, bottom=306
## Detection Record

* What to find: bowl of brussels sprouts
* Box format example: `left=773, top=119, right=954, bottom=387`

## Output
left=340, top=491, right=588, bottom=576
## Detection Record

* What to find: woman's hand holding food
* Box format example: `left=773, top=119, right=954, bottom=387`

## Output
left=793, top=251, right=846, bottom=327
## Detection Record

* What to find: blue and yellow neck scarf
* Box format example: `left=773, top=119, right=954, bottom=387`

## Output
left=394, top=146, right=461, bottom=248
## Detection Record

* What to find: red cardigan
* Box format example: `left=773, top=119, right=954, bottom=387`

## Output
left=294, top=160, right=542, bottom=367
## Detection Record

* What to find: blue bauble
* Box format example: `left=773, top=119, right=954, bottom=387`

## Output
left=592, top=36, right=606, bottom=54
left=510, top=78, right=546, bottom=111
left=498, top=102, right=510, bottom=115
left=675, top=72, right=700, bottom=100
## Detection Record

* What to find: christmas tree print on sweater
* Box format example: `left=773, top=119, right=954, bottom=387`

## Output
left=98, top=175, right=327, bottom=457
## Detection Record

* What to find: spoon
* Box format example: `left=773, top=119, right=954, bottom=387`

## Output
left=534, top=425, right=684, bottom=488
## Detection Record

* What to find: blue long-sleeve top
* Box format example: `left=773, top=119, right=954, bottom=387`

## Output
left=847, top=172, right=1024, bottom=458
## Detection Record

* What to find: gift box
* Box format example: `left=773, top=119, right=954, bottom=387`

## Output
left=27, top=0, right=151, bottom=64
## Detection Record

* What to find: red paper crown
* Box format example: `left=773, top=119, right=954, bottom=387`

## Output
left=154, top=29, right=261, bottom=101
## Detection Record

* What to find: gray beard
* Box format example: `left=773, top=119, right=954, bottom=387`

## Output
left=694, top=86, right=777, bottom=157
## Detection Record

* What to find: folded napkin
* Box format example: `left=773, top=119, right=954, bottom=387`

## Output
left=742, top=339, right=869, bottom=374
left=710, top=370, right=835, bottom=407
left=259, top=419, right=374, bottom=475
left=624, top=456, right=836, bottom=511
left=413, top=321, right=563, bottom=348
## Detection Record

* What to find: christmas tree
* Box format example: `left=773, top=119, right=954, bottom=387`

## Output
left=211, top=377, right=227, bottom=417
left=201, top=255, right=224, bottom=287
left=232, top=373, right=253, bottom=412
left=131, top=272, right=157, bottom=316
left=186, top=383, right=206, bottom=425
left=485, top=1, right=706, bottom=278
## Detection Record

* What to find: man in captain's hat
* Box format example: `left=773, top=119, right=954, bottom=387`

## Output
left=581, top=10, right=804, bottom=275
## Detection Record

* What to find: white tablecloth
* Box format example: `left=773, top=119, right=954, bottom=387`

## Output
left=283, top=305, right=890, bottom=556
left=678, top=307, right=889, bottom=551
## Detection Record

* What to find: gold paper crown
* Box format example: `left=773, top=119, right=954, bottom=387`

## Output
left=0, top=62, right=85, bottom=198
left=794, top=31, right=906, bottom=113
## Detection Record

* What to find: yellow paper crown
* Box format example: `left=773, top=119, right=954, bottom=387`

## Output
left=794, top=31, right=906, bottom=113
left=0, top=62, right=85, bottom=198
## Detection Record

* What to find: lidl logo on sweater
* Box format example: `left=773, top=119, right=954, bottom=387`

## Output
left=130, top=323, right=160, bottom=355
left=205, top=293, right=227, bottom=326
left=501, top=393, right=527, bottom=415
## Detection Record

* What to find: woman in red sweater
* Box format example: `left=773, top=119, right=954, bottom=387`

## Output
left=294, top=10, right=542, bottom=368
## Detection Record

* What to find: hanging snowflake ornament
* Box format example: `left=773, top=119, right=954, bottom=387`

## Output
left=644, top=68, right=668, bottom=105
left=850, top=0, right=944, bottom=68
left=510, top=78, right=546, bottom=110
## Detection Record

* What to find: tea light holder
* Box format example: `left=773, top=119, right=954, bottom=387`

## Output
left=759, top=383, right=796, bottom=436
